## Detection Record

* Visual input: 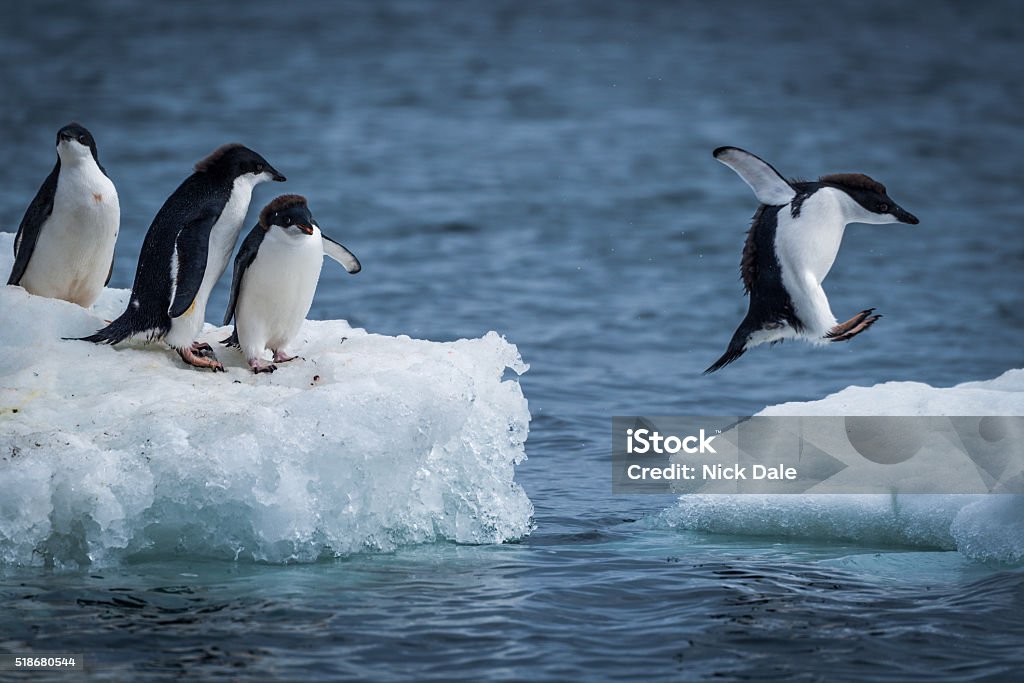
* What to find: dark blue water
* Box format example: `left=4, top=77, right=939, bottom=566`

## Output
left=1, top=0, right=1023, bottom=680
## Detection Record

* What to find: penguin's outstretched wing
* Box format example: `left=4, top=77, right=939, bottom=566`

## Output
left=7, top=163, right=59, bottom=286
left=222, top=225, right=266, bottom=326
left=713, top=147, right=796, bottom=206
left=322, top=234, right=361, bottom=274
left=168, top=207, right=220, bottom=319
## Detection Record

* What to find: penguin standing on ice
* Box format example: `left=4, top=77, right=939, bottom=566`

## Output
left=79, top=144, right=285, bottom=371
left=7, top=122, right=119, bottom=307
left=705, top=146, right=919, bottom=374
left=221, top=194, right=360, bottom=373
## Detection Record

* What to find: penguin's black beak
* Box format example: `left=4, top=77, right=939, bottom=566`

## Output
left=271, top=169, right=286, bottom=182
left=58, top=131, right=74, bottom=143
left=893, top=206, right=919, bottom=225
left=297, top=223, right=314, bottom=235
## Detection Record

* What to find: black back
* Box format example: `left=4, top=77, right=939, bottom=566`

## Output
left=79, top=169, right=233, bottom=343
left=705, top=205, right=801, bottom=373
left=128, top=173, right=232, bottom=331
left=742, top=205, right=802, bottom=333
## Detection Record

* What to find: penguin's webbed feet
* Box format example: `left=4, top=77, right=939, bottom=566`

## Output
left=178, top=345, right=225, bottom=372
left=272, top=350, right=298, bottom=363
left=826, top=308, right=881, bottom=343
left=249, top=358, right=277, bottom=374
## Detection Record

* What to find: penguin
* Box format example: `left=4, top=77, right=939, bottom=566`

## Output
left=7, top=122, right=119, bottom=307
left=705, top=146, right=919, bottom=374
left=220, top=194, right=360, bottom=373
left=79, top=143, right=285, bottom=371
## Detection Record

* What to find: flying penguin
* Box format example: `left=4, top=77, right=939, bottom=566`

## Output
left=705, top=146, right=919, bottom=374
left=221, top=194, right=361, bottom=374
left=79, top=143, right=285, bottom=371
left=7, top=122, right=119, bottom=307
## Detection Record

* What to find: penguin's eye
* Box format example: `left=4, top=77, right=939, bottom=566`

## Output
left=878, top=203, right=889, bottom=212
left=77, top=135, right=87, bottom=144
left=255, top=163, right=265, bottom=173
left=282, top=216, right=292, bottom=225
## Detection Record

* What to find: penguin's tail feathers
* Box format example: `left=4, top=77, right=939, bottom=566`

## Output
left=704, top=325, right=751, bottom=375
left=72, top=306, right=164, bottom=346
left=704, top=341, right=746, bottom=374
left=220, top=329, right=240, bottom=348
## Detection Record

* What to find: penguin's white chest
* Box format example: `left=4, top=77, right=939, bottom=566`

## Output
left=20, top=161, right=119, bottom=307
left=206, top=182, right=255, bottom=286
left=774, top=189, right=847, bottom=285
left=235, top=229, right=323, bottom=358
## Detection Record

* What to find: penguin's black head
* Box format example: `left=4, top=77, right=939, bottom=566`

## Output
left=194, top=143, right=286, bottom=183
left=820, top=173, right=919, bottom=225
left=56, top=122, right=99, bottom=162
left=260, top=194, right=317, bottom=235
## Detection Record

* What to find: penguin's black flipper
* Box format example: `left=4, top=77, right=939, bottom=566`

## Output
left=7, top=163, right=59, bottom=286
left=322, top=234, right=361, bottom=274
left=168, top=208, right=219, bottom=319
left=223, top=225, right=266, bottom=326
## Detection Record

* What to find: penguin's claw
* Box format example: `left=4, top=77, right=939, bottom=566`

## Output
left=191, top=341, right=215, bottom=358
left=272, top=351, right=298, bottom=363
left=178, top=346, right=225, bottom=372
left=827, top=312, right=882, bottom=343
left=249, top=359, right=277, bottom=374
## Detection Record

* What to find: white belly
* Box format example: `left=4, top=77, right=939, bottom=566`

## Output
left=235, top=228, right=323, bottom=361
left=775, top=189, right=847, bottom=337
left=775, top=189, right=847, bottom=285
left=165, top=177, right=256, bottom=349
left=20, top=162, right=119, bottom=307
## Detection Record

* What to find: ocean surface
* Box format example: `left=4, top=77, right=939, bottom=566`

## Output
left=1, top=0, right=1023, bottom=680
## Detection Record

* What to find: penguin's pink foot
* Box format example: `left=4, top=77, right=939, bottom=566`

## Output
left=272, top=350, right=298, bottom=363
left=249, top=358, right=277, bottom=374
left=178, top=346, right=225, bottom=372
left=826, top=309, right=881, bottom=342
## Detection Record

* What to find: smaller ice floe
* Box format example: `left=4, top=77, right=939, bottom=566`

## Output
left=656, top=371, right=1024, bottom=564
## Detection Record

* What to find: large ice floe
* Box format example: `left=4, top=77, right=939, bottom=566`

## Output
left=657, top=370, right=1024, bottom=564
left=0, top=233, right=532, bottom=567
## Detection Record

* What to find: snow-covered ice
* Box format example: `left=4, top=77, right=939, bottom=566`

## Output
left=658, top=371, right=1024, bottom=564
left=0, top=233, right=533, bottom=567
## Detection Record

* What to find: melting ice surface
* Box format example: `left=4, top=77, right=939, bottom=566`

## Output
left=0, top=233, right=533, bottom=567
left=656, top=370, right=1024, bottom=564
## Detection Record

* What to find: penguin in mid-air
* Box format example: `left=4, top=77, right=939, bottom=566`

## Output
left=7, top=122, right=119, bottom=307
left=79, top=143, right=285, bottom=371
left=705, top=146, right=919, bottom=374
left=221, top=194, right=360, bottom=373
